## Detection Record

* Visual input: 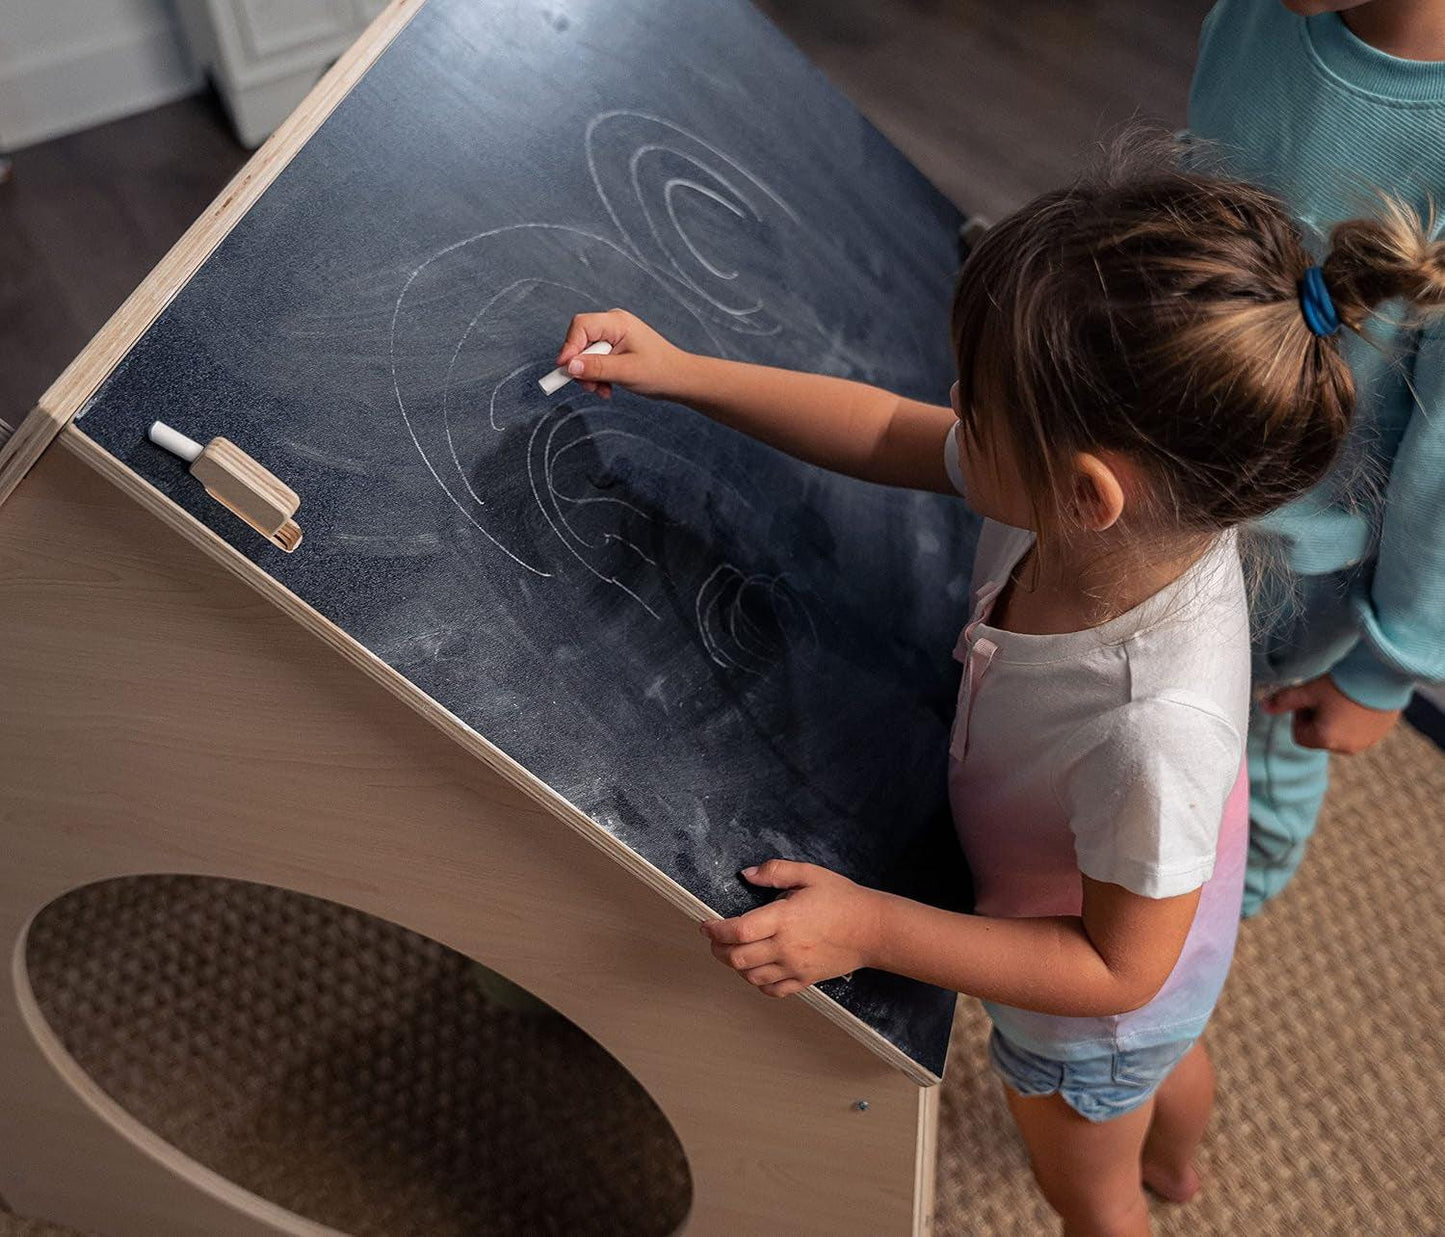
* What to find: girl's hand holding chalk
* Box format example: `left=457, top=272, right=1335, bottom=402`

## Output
left=537, top=341, right=613, bottom=395
left=549, top=309, right=688, bottom=400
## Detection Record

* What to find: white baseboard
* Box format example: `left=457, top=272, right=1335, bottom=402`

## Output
left=0, top=16, right=203, bottom=150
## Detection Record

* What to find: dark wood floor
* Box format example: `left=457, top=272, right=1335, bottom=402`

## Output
left=759, top=0, right=1210, bottom=217
left=0, top=1, right=1210, bottom=429
left=0, top=90, right=246, bottom=429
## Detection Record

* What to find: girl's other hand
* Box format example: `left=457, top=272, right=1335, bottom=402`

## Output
left=555, top=309, right=689, bottom=401
left=699, top=860, right=884, bottom=998
left=1261, top=674, right=1403, bottom=755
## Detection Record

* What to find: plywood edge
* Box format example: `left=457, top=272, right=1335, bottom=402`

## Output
left=0, top=405, right=67, bottom=513
left=58, top=427, right=941, bottom=1088
left=0, top=0, right=424, bottom=517
left=912, top=1084, right=941, bottom=1235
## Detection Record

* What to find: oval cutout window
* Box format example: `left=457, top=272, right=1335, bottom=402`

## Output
left=25, top=875, right=693, bottom=1235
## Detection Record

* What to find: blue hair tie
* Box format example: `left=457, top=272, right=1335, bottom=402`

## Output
left=1299, top=265, right=1341, bottom=337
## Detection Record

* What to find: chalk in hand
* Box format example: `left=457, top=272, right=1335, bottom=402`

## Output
left=539, top=340, right=612, bottom=395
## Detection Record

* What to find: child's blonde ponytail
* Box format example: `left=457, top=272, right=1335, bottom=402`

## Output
left=1324, top=198, right=1445, bottom=328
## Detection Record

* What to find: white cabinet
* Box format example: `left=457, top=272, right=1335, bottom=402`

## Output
left=176, top=0, right=381, bottom=147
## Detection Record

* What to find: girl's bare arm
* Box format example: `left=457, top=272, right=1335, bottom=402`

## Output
left=704, top=862, right=1200, bottom=1015
left=557, top=310, right=959, bottom=494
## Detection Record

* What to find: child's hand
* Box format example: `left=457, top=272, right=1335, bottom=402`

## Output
left=555, top=309, right=690, bottom=400
left=1262, top=675, right=1403, bottom=755
left=700, top=861, right=884, bottom=998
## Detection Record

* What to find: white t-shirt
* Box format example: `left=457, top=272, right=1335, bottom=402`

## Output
left=952, top=519, right=1250, bottom=902
left=945, top=431, right=1251, bottom=1055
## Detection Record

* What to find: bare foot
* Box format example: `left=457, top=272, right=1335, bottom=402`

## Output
left=1142, top=1159, right=1202, bottom=1204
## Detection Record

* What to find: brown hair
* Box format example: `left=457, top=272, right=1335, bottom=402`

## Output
left=951, top=140, right=1445, bottom=546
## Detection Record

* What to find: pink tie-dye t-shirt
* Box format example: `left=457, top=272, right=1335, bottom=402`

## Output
left=948, top=519, right=1249, bottom=1060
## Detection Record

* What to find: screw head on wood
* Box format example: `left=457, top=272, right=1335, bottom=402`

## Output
left=853, top=1099, right=870, bottom=1112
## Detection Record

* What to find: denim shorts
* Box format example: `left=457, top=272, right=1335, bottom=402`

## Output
left=987, top=1028, right=1195, bottom=1123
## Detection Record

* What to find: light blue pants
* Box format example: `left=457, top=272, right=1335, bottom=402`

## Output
left=1245, top=566, right=1364, bottom=917
left=1244, top=702, right=1332, bottom=915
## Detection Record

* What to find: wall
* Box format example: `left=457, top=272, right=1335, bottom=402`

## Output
left=0, top=0, right=200, bottom=150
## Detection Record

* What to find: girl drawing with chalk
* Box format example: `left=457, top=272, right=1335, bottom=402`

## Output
left=553, top=144, right=1445, bottom=1234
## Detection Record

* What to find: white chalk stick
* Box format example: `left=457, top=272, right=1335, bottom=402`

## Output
left=149, top=420, right=204, bottom=463
left=538, top=340, right=613, bottom=395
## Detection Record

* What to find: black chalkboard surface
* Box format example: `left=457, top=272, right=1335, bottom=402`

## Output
left=76, top=0, right=980, bottom=1078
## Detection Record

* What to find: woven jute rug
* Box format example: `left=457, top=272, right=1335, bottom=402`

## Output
left=4, top=723, right=1442, bottom=1235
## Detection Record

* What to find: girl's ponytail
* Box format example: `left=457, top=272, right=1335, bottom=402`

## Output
left=949, top=140, right=1443, bottom=549
left=1323, top=199, right=1445, bottom=329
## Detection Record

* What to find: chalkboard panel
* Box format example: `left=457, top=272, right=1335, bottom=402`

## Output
left=76, top=0, right=979, bottom=1078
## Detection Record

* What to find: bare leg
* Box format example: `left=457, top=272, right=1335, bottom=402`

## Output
left=1141, top=1041, right=1213, bottom=1203
left=1003, top=1083, right=1154, bottom=1237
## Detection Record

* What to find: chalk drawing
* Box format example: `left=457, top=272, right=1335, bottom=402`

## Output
left=696, top=564, right=819, bottom=677
left=587, top=110, right=800, bottom=334
left=389, top=113, right=818, bottom=674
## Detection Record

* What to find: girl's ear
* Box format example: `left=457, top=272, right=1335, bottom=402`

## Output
left=1070, top=452, right=1126, bottom=532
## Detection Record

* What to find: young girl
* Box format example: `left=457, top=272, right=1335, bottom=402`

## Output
left=553, top=154, right=1444, bottom=1233
left=1189, top=0, right=1445, bottom=916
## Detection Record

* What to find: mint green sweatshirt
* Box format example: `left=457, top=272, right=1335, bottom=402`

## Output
left=1188, top=0, right=1445, bottom=710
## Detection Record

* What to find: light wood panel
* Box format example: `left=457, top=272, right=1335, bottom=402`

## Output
left=0, top=445, right=935, bottom=1235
